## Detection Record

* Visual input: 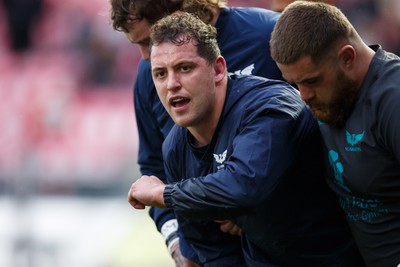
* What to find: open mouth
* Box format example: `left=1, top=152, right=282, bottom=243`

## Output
left=170, top=97, right=190, bottom=108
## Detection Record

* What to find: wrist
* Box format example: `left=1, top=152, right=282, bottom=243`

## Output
left=156, top=184, right=166, bottom=208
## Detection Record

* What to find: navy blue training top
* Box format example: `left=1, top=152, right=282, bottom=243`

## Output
left=162, top=75, right=365, bottom=266
left=133, top=6, right=281, bottom=254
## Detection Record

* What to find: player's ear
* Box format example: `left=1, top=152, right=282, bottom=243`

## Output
left=214, top=56, right=226, bottom=82
left=337, top=45, right=356, bottom=70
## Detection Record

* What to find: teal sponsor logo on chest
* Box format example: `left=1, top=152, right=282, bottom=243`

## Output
left=345, top=130, right=364, bottom=152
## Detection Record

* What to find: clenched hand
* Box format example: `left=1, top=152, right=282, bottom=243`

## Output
left=128, top=175, right=166, bottom=209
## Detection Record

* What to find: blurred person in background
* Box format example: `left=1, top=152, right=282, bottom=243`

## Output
left=109, top=0, right=282, bottom=265
left=270, top=1, right=400, bottom=266
left=2, top=0, right=43, bottom=52
left=128, top=12, right=365, bottom=267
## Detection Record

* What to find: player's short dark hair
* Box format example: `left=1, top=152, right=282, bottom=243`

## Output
left=150, top=12, right=220, bottom=64
left=270, top=1, right=361, bottom=65
left=110, top=0, right=227, bottom=33
left=110, top=0, right=182, bottom=32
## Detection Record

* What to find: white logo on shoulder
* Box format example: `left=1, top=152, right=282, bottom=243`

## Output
left=213, top=149, right=227, bottom=164
left=231, top=64, right=255, bottom=76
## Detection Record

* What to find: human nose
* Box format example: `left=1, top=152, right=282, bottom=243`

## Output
left=166, top=72, right=181, bottom=91
left=298, top=85, right=315, bottom=102
left=139, top=45, right=150, bottom=60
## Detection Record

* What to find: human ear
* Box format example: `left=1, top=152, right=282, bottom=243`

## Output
left=214, top=56, right=227, bottom=82
left=337, top=45, right=356, bottom=70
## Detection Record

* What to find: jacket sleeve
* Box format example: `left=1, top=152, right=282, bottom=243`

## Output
left=164, top=101, right=314, bottom=220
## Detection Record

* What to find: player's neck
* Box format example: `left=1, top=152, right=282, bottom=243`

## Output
left=188, top=106, right=223, bottom=147
left=188, top=106, right=223, bottom=146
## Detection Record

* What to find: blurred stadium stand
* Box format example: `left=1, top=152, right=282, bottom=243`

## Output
left=0, top=0, right=139, bottom=196
left=0, top=0, right=399, bottom=197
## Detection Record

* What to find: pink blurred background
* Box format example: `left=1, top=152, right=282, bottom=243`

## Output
left=0, top=0, right=399, bottom=196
